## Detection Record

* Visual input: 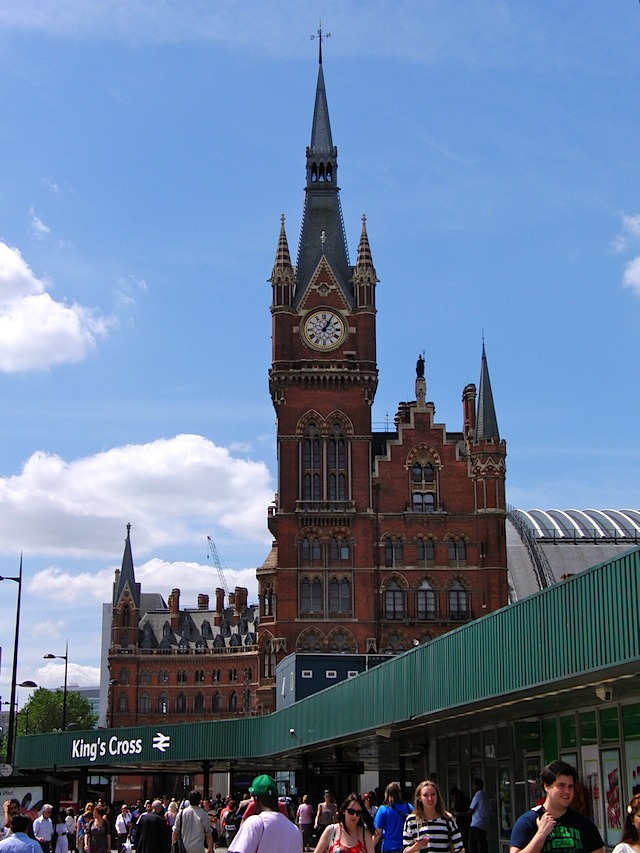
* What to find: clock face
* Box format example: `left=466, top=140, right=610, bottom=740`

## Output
left=303, top=309, right=346, bottom=350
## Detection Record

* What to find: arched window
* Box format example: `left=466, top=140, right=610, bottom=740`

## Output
left=139, top=669, right=150, bottom=685
left=158, top=670, right=169, bottom=685
left=449, top=580, right=468, bottom=620
left=229, top=691, right=238, bottom=712
left=262, top=584, right=273, bottom=617
left=299, top=632, right=323, bottom=652
left=119, top=668, right=130, bottom=686
left=303, top=424, right=321, bottom=504
left=201, top=621, right=213, bottom=639
left=329, top=631, right=352, bottom=652
left=329, top=577, right=351, bottom=614
left=301, top=536, right=321, bottom=564
left=384, top=579, right=405, bottom=620
left=121, top=607, right=130, bottom=627
left=329, top=536, right=350, bottom=564
left=384, top=537, right=403, bottom=568
left=417, top=580, right=436, bottom=621
left=382, top=633, right=406, bottom=654
left=194, top=692, right=205, bottom=713
left=448, top=539, right=466, bottom=565
left=410, top=459, right=437, bottom=512
left=417, top=538, right=435, bottom=565
left=212, top=691, right=221, bottom=713
left=328, top=423, right=347, bottom=505
left=158, top=694, right=169, bottom=714
left=138, top=693, right=150, bottom=715
left=176, top=693, right=187, bottom=714
left=300, top=576, right=323, bottom=613
left=261, top=647, right=275, bottom=678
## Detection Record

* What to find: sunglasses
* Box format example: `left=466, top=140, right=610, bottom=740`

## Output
left=345, top=807, right=362, bottom=817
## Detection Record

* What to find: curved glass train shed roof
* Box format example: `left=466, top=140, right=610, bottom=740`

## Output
left=513, top=508, right=640, bottom=541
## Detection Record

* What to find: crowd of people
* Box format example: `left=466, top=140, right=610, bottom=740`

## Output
left=1, top=761, right=636, bottom=853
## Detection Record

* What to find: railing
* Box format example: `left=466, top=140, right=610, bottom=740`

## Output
left=507, top=504, right=555, bottom=590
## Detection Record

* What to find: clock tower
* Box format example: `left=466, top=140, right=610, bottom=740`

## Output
left=257, top=48, right=508, bottom=713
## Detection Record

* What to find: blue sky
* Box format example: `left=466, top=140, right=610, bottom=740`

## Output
left=0, top=1, right=638, bottom=695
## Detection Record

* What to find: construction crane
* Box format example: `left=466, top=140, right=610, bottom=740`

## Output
left=206, top=535, right=231, bottom=595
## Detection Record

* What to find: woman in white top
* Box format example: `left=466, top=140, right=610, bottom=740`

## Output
left=613, top=794, right=640, bottom=853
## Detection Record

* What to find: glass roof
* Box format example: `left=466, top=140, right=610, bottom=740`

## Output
left=514, top=508, right=640, bottom=539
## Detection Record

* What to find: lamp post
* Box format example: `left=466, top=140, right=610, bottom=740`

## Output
left=44, top=640, right=69, bottom=730
left=0, top=556, right=24, bottom=767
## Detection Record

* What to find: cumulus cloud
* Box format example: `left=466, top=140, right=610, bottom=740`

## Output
left=613, top=213, right=640, bottom=296
left=0, top=242, right=112, bottom=371
left=0, top=433, right=274, bottom=558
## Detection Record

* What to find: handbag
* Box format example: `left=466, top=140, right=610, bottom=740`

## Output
left=171, top=809, right=187, bottom=853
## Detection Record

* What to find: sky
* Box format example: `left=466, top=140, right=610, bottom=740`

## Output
left=0, top=0, right=639, bottom=700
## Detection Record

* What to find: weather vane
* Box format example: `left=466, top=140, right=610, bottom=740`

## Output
left=310, top=21, right=331, bottom=63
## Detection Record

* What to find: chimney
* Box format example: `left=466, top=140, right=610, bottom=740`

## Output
left=234, top=586, right=248, bottom=614
left=168, top=588, right=181, bottom=632
left=215, top=588, right=225, bottom=617
left=197, top=593, right=209, bottom=610
left=462, top=383, right=476, bottom=438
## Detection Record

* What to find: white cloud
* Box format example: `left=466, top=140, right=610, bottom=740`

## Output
left=0, top=242, right=112, bottom=372
left=0, top=433, right=274, bottom=558
left=35, top=661, right=101, bottom=689
left=623, top=257, right=640, bottom=296
left=28, top=206, right=51, bottom=238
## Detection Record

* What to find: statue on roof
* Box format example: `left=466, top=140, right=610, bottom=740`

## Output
left=416, top=354, right=425, bottom=378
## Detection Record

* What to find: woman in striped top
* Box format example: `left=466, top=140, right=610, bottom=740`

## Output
left=402, top=781, right=465, bottom=853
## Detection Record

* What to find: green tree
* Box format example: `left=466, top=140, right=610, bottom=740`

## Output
left=16, top=688, right=97, bottom=734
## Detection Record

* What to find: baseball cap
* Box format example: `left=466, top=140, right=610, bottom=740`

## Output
left=249, top=774, right=278, bottom=797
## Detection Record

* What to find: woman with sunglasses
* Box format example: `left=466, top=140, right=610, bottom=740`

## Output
left=314, top=793, right=376, bottom=853
left=402, top=781, right=465, bottom=853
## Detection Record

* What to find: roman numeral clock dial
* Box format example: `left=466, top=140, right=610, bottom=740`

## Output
left=302, top=309, right=346, bottom=351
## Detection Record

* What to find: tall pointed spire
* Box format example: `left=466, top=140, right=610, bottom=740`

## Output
left=113, top=522, right=141, bottom=608
left=354, top=214, right=374, bottom=272
left=273, top=213, right=292, bottom=271
left=295, top=40, right=352, bottom=307
left=475, top=342, right=500, bottom=441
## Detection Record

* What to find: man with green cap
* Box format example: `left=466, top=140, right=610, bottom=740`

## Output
left=228, top=774, right=302, bottom=853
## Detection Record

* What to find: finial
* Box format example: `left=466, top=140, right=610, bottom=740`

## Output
left=280, top=213, right=285, bottom=226
left=362, top=213, right=367, bottom=226
left=126, top=522, right=131, bottom=535
left=310, top=20, right=331, bottom=64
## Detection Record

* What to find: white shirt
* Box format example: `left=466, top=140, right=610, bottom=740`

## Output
left=229, top=811, right=301, bottom=853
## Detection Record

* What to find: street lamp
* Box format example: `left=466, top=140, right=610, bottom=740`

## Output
left=44, top=640, right=69, bottom=730
left=0, top=556, right=24, bottom=767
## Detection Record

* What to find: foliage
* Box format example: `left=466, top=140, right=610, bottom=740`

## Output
left=15, top=688, right=97, bottom=735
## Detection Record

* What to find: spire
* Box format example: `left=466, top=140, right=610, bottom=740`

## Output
left=354, top=214, right=374, bottom=272
left=295, top=44, right=352, bottom=308
left=113, top=522, right=141, bottom=608
left=475, top=342, right=500, bottom=441
left=273, top=213, right=292, bottom=271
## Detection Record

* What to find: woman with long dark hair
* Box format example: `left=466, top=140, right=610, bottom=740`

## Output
left=314, top=793, right=376, bottom=853
left=613, top=794, right=640, bottom=853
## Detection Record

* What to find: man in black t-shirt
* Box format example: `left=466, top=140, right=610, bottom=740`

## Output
left=510, top=761, right=603, bottom=853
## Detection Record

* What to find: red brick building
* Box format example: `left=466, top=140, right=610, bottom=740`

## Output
left=255, top=51, right=508, bottom=712
left=107, top=48, right=508, bottom=724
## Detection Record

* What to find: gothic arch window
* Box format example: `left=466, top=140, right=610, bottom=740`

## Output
left=300, top=576, right=323, bottom=614
left=448, top=538, right=467, bottom=566
left=158, top=693, right=169, bottom=714
left=119, top=669, right=130, bottom=686
left=177, top=669, right=187, bottom=684
left=176, top=693, right=187, bottom=714
left=194, top=692, right=205, bottom=714
left=220, top=619, right=231, bottom=638
left=140, top=623, right=155, bottom=649
left=326, top=163, right=333, bottom=182
left=383, top=578, right=405, bottom=620
left=328, top=630, right=355, bottom=653
left=138, top=693, right=150, bottom=715
left=417, top=537, right=436, bottom=566
left=302, top=424, right=321, bottom=503
left=201, top=621, right=213, bottom=639
left=212, top=691, right=221, bottom=713
left=382, top=633, right=407, bottom=654
left=262, top=584, right=274, bottom=617
left=301, top=536, right=321, bottom=565
left=384, top=536, right=403, bottom=568
left=260, top=639, right=276, bottom=678
left=449, top=579, right=469, bottom=621
left=121, top=607, right=130, bottom=627
left=118, top=695, right=128, bottom=713
left=328, top=422, right=347, bottom=505
left=299, top=415, right=352, bottom=510
left=416, top=579, right=436, bottom=621
left=409, top=450, right=439, bottom=513
left=162, top=621, right=172, bottom=639
left=311, top=163, right=318, bottom=182
left=139, top=669, right=150, bottom=685
left=329, top=535, right=350, bottom=565
left=157, top=670, right=169, bottom=685
left=298, top=631, right=323, bottom=652
left=329, top=576, right=351, bottom=615
left=229, top=691, right=238, bottom=712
